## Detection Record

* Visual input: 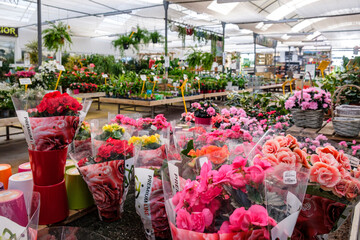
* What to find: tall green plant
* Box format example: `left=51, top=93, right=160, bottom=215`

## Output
left=25, top=40, right=38, bottom=65
left=112, top=35, right=139, bottom=56
left=42, top=22, right=72, bottom=64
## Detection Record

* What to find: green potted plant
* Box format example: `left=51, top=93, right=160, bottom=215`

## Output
left=25, top=40, right=38, bottom=65
left=42, top=22, right=72, bottom=64
left=113, top=35, right=139, bottom=56
left=201, top=52, right=214, bottom=71
left=150, top=31, right=163, bottom=44
left=133, top=26, right=150, bottom=45
left=186, top=48, right=202, bottom=70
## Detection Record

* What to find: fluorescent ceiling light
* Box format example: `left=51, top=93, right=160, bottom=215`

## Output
left=0, top=1, right=36, bottom=11
left=291, top=18, right=324, bottom=32
left=255, top=22, right=264, bottom=29
left=281, top=34, right=291, bottom=40
left=266, top=0, right=321, bottom=21
left=207, top=0, right=239, bottom=15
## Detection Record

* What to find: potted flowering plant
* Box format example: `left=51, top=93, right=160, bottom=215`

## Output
left=285, top=87, right=331, bottom=128
left=70, top=138, right=134, bottom=221
left=69, top=83, right=81, bottom=94
left=191, top=100, right=219, bottom=125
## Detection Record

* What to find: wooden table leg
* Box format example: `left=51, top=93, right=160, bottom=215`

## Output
left=151, top=106, right=155, bottom=118
left=6, top=126, right=10, bottom=140
left=118, top=104, right=121, bottom=114
left=97, top=97, right=101, bottom=110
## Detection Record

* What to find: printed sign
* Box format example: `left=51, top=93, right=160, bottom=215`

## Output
left=102, top=74, right=108, bottom=78
left=0, top=26, right=18, bottom=37
left=19, top=78, right=32, bottom=85
left=164, top=56, right=170, bottom=68
left=283, top=170, right=297, bottom=185
left=140, top=75, right=147, bottom=81
left=304, top=64, right=316, bottom=80
left=56, top=64, right=65, bottom=71
left=254, top=33, right=277, bottom=48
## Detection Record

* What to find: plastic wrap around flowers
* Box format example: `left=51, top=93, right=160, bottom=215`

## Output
left=11, top=91, right=92, bottom=151
left=70, top=130, right=134, bottom=222
left=253, top=133, right=360, bottom=239
left=162, top=158, right=277, bottom=240
left=131, top=134, right=170, bottom=240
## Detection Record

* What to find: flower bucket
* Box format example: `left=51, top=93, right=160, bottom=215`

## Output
left=28, top=148, right=68, bottom=186
left=291, top=109, right=324, bottom=128
left=73, top=89, right=79, bottom=95
left=195, top=117, right=211, bottom=126
left=0, top=191, right=40, bottom=240
left=78, top=160, right=125, bottom=222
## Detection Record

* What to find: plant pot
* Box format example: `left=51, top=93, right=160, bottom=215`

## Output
left=195, top=117, right=212, bottom=126
left=152, top=39, right=158, bottom=44
left=28, top=148, right=68, bottom=186
left=291, top=109, right=324, bottom=129
left=123, top=43, right=129, bottom=50
left=73, top=89, right=79, bottom=95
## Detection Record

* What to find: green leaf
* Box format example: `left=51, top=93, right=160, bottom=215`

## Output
left=181, top=139, right=194, bottom=157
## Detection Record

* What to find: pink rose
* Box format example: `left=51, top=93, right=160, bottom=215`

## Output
left=332, top=179, right=350, bottom=198
left=345, top=179, right=360, bottom=200
left=274, top=136, right=288, bottom=147
left=277, top=151, right=296, bottom=165
left=261, top=154, right=278, bottom=166
left=247, top=205, right=269, bottom=226
left=310, top=162, right=341, bottom=188
left=263, top=140, right=280, bottom=155
left=294, top=147, right=310, bottom=168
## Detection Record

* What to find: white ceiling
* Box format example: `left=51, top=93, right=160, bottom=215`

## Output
left=0, top=0, right=359, bottom=52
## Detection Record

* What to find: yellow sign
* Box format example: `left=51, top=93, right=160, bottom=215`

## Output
left=317, top=61, right=330, bottom=78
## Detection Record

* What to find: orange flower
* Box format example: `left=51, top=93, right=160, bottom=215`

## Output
left=189, top=145, right=229, bottom=165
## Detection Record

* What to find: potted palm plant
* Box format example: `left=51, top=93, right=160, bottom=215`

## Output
left=42, top=22, right=72, bottom=64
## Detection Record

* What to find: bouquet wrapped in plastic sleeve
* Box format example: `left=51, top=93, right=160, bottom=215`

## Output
left=131, top=133, right=170, bottom=240
left=69, top=123, right=134, bottom=222
left=0, top=191, right=40, bottom=240
left=247, top=131, right=311, bottom=240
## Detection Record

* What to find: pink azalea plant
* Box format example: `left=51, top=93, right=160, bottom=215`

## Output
left=285, top=87, right=331, bottom=111
left=191, top=100, right=219, bottom=118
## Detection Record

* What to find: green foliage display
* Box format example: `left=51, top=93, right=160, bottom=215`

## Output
left=42, top=22, right=72, bottom=52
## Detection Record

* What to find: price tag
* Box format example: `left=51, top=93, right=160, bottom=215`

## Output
left=164, top=56, right=170, bottom=68
left=183, top=74, right=188, bottom=81
left=150, top=125, right=157, bottom=131
left=19, top=78, right=32, bottom=85
left=102, top=74, right=108, bottom=78
left=154, top=76, right=159, bottom=82
left=151, top=72, right=155, bottom=76
left=140, top=75, right=147, bottom=81
left=216, top=75, right=220, bottom=80
left=57, top=64, right=65, bottom=71
left=195, top=77, right=200, bottom=81
left=283, top=170, right=297, bottom=185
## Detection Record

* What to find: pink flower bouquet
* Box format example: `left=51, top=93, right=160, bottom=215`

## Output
left=70, top=135, right=134, bottom=222
left=162, top=158, right=279, bottom=240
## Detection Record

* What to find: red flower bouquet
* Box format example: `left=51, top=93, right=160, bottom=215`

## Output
left=70, top=137, right=134, bottom=221
left=11, top=91, right=92, bottom=224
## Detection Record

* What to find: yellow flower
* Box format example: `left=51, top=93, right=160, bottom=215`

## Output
left=111, top=123, right=124, bottom=133
left=102, top=124, right=113, bottom=132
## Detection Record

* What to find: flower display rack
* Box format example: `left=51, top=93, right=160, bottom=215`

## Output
left=286, top=121, right=360, bottom=143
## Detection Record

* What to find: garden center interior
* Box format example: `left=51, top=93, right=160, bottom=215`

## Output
left=0, top=0, right=360, bottom=239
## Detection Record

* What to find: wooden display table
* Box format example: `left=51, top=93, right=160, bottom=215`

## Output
left=100, top=94, right=205, bottom=118
left=0, top=117, right=21, bottom=140
left=71, top=92, right=106, bottom=110
left=258, top=84, right=290, bottom=92
left=286, top=122, right=360, bottom=142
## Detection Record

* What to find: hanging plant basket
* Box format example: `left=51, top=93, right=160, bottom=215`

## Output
left=291, top=109, right=324, bottom=128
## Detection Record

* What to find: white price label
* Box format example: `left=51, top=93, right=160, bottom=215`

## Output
left=151, top=72, right=155, bottom=75
left=164, top=56, right=170, bottom=68
left=102, top=74, right=108, bottom=78
left=195, top=77, right=200, bottom=81
left=19, top=78, right=32, bottom=85
left=150, top=125, right=157, bottom=131
left=140, top=75, right=147, bottom=81
left=154, top=76, right=159, bottom=82
left=57, top=64, right=65, bottom=71
left=283, top=170, right=297, bottom=185
left=183, top=74, right=188, bottom=80
left=216, top=75, right=220, bottom=80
